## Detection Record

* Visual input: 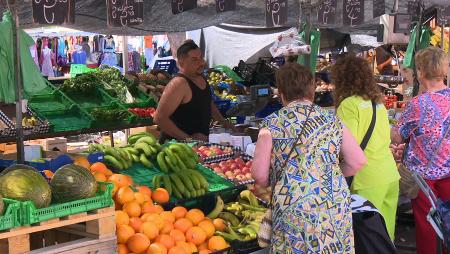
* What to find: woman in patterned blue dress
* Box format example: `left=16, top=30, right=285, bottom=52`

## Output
left=252, top=63, right=367, bottom=253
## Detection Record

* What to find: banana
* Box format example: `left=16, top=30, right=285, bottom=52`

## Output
left=187, top=171, right=201, bottom=190
left=173, top=153, right=188, bottom=171
left=136, top=136, right=157, bottom=146
left=240, top=190, right=260, bottom=207
left=214, top=231, right=239, bottom=242
left=207, top=196, right=224, bottom=219
left=240, top=203, right=267, bottom=212
left=185, top=190, right=192, bottom=199
left=128, top=135, right=145, bottom=145
left=238, top=227, right=257, bottom=238
left=157, top=152, right=169, bottom=173
left=124, top=147, right=139, bottom=155
left=134, top=142, right=152, bottom=157
left=104, top=155, right=123, bottom=170
left=148, top=145, right=158, bottom=156
left=219, top=212, right=240, bottom=227
left=162, top=175, right=172, bottom=195
left=131, top=154, right=140, bottom=162
left=117, top=148, right=129, bottom=160
left=140, top=154, right=154, bottom=168
left=171, top=182, right=183, bottom=199
left=188, top=170, right=209, bottom=189
left=104, top=147, right=121, bottom=158
left=176, top=172, right=194, bottom=192
left=164, top=155, right=178, bottom=173
left=152, top=175, right=162, bottom=189
left=169, top=173, right=186, bottom=194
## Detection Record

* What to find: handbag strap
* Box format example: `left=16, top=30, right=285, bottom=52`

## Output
left=347, top=100, right=377, bottom=187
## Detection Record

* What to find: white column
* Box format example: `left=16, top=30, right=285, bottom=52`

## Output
left=123, top=36, right=129, bottom=73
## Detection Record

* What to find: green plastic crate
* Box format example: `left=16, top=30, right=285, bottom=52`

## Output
left=28, top=89, right=75, bottom=113
left=88, top=102, right=137, bottom=128
left=64, top=87, right=118, bottom=110
left=21, top=182, right=114, bottom=225
left=70, top=64, right=98, bottom=76
left=121, top=163, right=235, bottom=202
left=0, top=198, right=21, bottom=231
left=122, top=87, right=158, bottom=109
left=214, top=65, right=243, bottom=82
left=34, top=106, right=93, bottom=132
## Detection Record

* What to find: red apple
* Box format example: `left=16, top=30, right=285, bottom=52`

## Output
left=225, top=171, right=233, bottom=177
left=230, top=163, right=238, bottom=170
left=233, top=169, right=242, bottom=175
left=245, top=173, right=253, bottom=179
left=245, top=161, right=253, bottom=167
left=235, top=175, right=245, bottom=181
left=213, top=167, right=223, bottom=173
left=241, top=167, right=250, bottom=174
left=198, top=146, right=207, bottom=151
left=210, top=163, right=218, bottom=168
left=235, top=158, right=245, bottom=166
left=219, top=161, right=228, bottom=169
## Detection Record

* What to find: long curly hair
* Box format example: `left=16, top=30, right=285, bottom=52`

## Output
left=331, top=54, right=383, bottom=108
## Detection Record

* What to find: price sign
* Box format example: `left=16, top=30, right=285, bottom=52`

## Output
left=373, top=0, right=385, bottom=18
left=32, top=0, right=74, bottom=25
left=343, top=0, right=364, bottom=27
left=266, top=0, right=288, bottom=28
left=216, top=0, right=236, bottom=13
left=172, top=0, right=198, bottom=15
left=107, top=0, right=144, bottom=27
left=437, top=6, right=450, bottom=25
left=317, top=0, right=337, bottom=25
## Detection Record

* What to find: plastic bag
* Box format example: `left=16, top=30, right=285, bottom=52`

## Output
left=269, top=28, right=311, bottom=58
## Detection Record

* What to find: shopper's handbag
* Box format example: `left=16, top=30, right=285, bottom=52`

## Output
left=257, top=105, right=313, bottom=248
left=348, top=101, right=398, bottom=254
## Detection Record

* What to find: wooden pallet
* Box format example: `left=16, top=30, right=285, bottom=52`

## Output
left=0, top=206, right=116, bottom=254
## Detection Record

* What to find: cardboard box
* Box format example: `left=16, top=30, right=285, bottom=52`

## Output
left=130, top=125, right=160, bottom=139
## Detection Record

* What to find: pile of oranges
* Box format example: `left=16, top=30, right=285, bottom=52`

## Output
left=89, top=162, right=229, bottom=254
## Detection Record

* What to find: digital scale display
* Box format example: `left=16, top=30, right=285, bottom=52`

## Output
left=257, top=88, right=270, bottom=96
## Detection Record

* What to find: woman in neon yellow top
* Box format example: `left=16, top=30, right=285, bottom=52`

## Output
left=332, top=54, right=400, bottom=240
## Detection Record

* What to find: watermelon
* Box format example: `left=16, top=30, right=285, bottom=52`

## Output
left=50, top=164, right=97, bottom=203
left=0, top=164, right=38, bottom=176
left=0, top=169, right=51, bottom=208
left=0, top=195, right=4, bottom=215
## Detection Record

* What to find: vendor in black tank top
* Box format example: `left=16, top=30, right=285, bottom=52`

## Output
left=154, top=40, right=233, bottom=143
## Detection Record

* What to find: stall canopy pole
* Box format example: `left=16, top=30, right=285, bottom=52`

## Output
left=123, top=36, right=129, bottom=73
left=412, top=1, right=424, bottom=97
left=11, top=0, right=24, bottom=163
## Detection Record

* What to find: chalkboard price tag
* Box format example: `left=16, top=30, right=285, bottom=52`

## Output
left=266, top=0, right=288, bottom=28
left=107, top=0, right=144, bottom=27
left=32, top=0, right=74, bottom=25
left=437, top=6, right=450, bottom=25
left=343, top=0, right=364, bottom=27
left=216, top=0, right=236, bottom=13
left=317, top=0, right=337, bottom=25
left=172, top=0, right=198, bottom=14
left=373, top=0, right=385, bottom=18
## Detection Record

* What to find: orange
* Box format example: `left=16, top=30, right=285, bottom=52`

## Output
left=146, top=214, right=165, bottom=230
left=169, top=229, right=186, bottom=242
left=156, top=234, right=175, bottom=250
left=110, top=182, right=119, bottom=197
left=212, top=218, right=226, bottom=232
left=104, top=168, right=114, bottom=177
left=117, top=224, right=135, bottom=244
left=123, top=201, right=142, bottom=218
left=90, top=162, right=108, bottom=174
left=198, top=220, right=215, bottom=238
left=134, top=192, right=148, bottom=205
left=128, top=217, right=143, bottom=232
left=145, top=204, right=164, bottom=215
left=127, top=233, right=150, bottom=254
left=74, top=156, right=90, bottom=169
left=187, top=242, right=197, bottom=253
left=118, top=243, right=129, bottom=254
left=109, top=174, right=131, bottom=188
left=124, top=175, right=134, bottom=186
left=142, top=201, right=155, bottom=214
left=185, top=226, right=207, bottom=246
left=141, top=213, right=153, bottom=222
left=172, top=206, right=187, bottom=219
left=168, top=246, right=187, bottom=254
left=137, top=186, right=152, bottom=197
left=208, top=236, right=228, bottom=251
left=160, top=221, right=174, bottom=234
left=147, top=242, right=168, bottom=254
left=152, top=188, right=170, bottom=204
left=197, top=242, right=208, bottom=251
left=161, top=211, right=176, bottom=223
left=185, top=209, right=204, bottom=226
left=173, top=218, right=193, bottom=233
left=116, top=210, right=130, bottom=226
left=175, top=241, right=193, bottom=254
left=116, top=186, right=135, bottom=205
left=42, top=170, right=54, bottom=179
left=140, top=221, right=159, bottom=240
left=199, top=250, right=211, bottom=254
left=93, top=172, right=107, bottom=182
left=115, top=202, right=123, bottom=211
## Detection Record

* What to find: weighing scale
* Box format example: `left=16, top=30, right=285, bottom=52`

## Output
left=225, top=85, right=272, bottom=117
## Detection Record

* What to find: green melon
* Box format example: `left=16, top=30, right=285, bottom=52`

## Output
left=0, top=164, right=38, bottom=176
left=0, top=195, right=4, bottom=215
left=0, top=169, right=51, bottom=208
left=50, top=164, right=97, bottom=203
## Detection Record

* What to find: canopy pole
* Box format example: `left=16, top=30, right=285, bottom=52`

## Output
left=122, top=36, right=129, bottom=73
left=412, top=1, right=423, bottom=97
left=11, top=0, right=25, bottom=163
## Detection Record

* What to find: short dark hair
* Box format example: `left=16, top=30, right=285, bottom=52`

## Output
left=276, top=63, right=314, bottom=102
left=177, top=40, right=199, bottom=59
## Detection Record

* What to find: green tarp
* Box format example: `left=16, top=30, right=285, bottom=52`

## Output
left=298, top=28, right=321, bottom=75
left=403, top=25, right=432, bottom=69
left=0, top=11, right=48, bottom=103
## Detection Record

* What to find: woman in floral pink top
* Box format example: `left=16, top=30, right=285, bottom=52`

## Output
left=393, top=47, right=450, bottom=254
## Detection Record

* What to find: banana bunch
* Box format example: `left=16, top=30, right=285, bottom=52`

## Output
left=152, top=169, right=209, bottom=199
left=88, top=132, right=160, bottom=170
left=156, top=143, right=200, bottom=174
left=22, top=116, right=38, bottom=127
left=208, top=190, right=267, bottom=242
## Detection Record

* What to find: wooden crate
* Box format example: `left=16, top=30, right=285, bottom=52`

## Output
left=0, top=206, right=116, bottom=254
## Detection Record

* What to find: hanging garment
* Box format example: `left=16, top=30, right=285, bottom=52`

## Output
left=30, top=44, right=39, bottom=68
left=144, top=48, right=154, bottom=68
left=0, top=11, right=16, bottom=103
left=41, top=48, right=54, bottom=77
left=58, top=37, right=66, bottom=57
left=104, top=37, right=115, bottom=53
left=72, top=51, right=87, bottom=64
left=101, top=52, right=117, bottom=67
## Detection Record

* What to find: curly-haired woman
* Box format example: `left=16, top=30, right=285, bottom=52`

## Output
left=332, top=54, right=400, bottom=240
